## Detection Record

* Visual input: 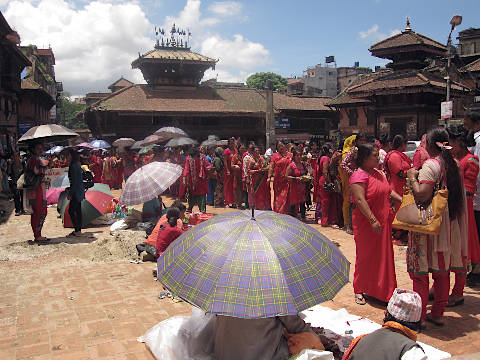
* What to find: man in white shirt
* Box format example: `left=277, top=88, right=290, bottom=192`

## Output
left=463, top=108, right=480, bottom=286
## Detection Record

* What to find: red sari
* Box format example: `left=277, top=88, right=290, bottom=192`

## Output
left=350, top=169, right=397, bottom=302
left=287, top=161, right=306, bottom=206
left=90, top=155, right=103, bottom=183
left=316, top=156, right=336, bottom=226
left=182, top=156, right=210, bottom=196
left=223, top=148, right=236, bottom=205
left=459, top=152, right=480, bottom=264
left=248, top=156, right=271, bottom=210
left=385, top=150, right=412, bottom=212
left=271, top=152, right=292, bottom=214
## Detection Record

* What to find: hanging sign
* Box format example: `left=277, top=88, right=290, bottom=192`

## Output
left=441, top=101, right=453, bottom=120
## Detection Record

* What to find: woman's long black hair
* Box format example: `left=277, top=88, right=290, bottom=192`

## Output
left=426, top=127, right=464, bottom=220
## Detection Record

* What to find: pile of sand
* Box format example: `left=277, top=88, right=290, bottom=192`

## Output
left=0, top=229, right=146, bottom=263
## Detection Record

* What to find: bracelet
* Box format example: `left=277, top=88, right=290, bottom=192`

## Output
left=368, top=216, right=377, bottom=225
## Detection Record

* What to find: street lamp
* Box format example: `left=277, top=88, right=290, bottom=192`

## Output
left=445, top=15, right=462, bottom=127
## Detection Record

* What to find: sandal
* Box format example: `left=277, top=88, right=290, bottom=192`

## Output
left=331, top=225, right=339, bottom=229
left=354, top=294, right=366, bottom=305
left=446, top=297, right=464, bottom=307
left=67, top=231, right=77, bottom=238
left=426, top=314, right=444, bottom=326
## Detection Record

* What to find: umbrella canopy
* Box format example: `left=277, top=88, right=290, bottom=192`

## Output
left=90, top=139, right=111, bottom=149
left=166, top=136, right=197, bottom=147
left=51, top=172, right=70, bottom=188
left=130, top=141, right=143, bottom=150
left=61, top=183, right=114, bottom=227
left=217, top=140, right=228, bottom=146
left=76, top=142, right=93, bottom=149
left=158, top=210, right=350, bottom=319
left=119, top=162, right=183, bottom=206
left=201, top=135, right=220, bottom=147
left=45, top=146, right=64, bottom=155
left=139, top=144, right=155, bottom=155
left=112, top=138, right=135, bottom=148
left=18, top=124, right=79, bottom=143
left=141, top=134, right=164, bottom=147
left=154, top=127, right=188, bottom=140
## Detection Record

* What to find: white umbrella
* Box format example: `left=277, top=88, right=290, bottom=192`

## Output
left=154, top=127, right=188, bottom=141
left=141, top=135, right=164, bottom=147
left=112, top=138, right=135, bottom=148
left=201, top=135, right=220, bottom=146
left=18, top=124, right=79, bottom=143
left=166, top=137, right=197, bottom=147
left=119, top=162, right=183, bottom=206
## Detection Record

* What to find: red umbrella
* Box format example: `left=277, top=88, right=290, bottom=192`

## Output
left=61, top=183, right=114, bottom=228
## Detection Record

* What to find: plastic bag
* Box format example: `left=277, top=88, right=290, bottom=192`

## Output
left=110, top=219, right=128, bottom=234
left=141, top=307, right=215, bottom=360
left=291, top=349, right=334, bottom=360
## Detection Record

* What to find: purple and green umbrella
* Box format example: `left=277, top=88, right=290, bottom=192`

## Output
left=158, top=210, right=350, bottom=319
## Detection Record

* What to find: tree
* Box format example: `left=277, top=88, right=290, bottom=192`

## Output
left=56, top=92, right=87, bottom=129
left=246, top=72, right=287, bottom=91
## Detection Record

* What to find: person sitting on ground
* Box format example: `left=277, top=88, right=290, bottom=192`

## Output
left=154, top=207, right=185, bottom=256
left=137, top=201, right=186, bottom=261
left=214, top=313, right=324, bottom=360
left=142, top=195, right=163, bottom=223
left=342, top=288, right=426, bottom=360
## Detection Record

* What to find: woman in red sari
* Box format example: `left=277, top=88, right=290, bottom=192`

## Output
left=268, top=141, right=292, bottom=214
left=231, top=143, right=247, bottom=209
left=247, top=146, right=271, bottom=210
left=26, top=142, right=49, bottom=242
left=413, top=134, right=429, bottom=170
left=182, top=148, right=211, bottom=213
left=385, top=135, right=412, bottom=213
left=315, top=145, right=335, bottom=226
left=448, top=126, right=480, bottom=307
left=223, top=138, right=237, bottom=207
left=286, top=147, right=308, bottom=219
left=350, top=144, right=402, bottom=305
left=89, top=151, right=103, bottom=184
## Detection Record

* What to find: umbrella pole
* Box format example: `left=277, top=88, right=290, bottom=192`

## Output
left=251, top=207, right=255, bottom=220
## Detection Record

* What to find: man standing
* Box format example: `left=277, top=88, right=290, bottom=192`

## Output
left=463, top=108, right=480, bottom=286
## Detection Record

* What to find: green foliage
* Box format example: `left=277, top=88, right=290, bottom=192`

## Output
left=246, top=72, right=287, bottom=91
left=56, top=92, right=87, bottom=129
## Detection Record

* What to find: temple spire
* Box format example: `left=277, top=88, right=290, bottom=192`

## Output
left=405, top=17, right=412, bottom=32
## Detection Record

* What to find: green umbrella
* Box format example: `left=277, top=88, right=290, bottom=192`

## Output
left=139, top=145, right=155, bottom=154
left=61, top=183, right=114, bottom=228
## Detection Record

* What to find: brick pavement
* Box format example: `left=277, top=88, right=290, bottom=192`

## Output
left=1, top=203, right=480, bottom=359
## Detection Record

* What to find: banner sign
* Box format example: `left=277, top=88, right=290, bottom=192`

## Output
left=441, top=101, right=453, bottom=120
left=44, top=167, right=68, bottom=190
left=275, top=118, right=290, bottom=129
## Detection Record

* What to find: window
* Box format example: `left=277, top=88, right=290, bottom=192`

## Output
left=366, top=109, right=376, bottom=126
left=347, top=109, right=358, bottom=126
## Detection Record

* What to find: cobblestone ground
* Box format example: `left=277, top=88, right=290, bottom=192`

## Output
left=1, top=194, right=479, bottom=359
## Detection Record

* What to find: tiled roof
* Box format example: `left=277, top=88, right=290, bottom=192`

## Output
left=37, top=49, right=55, bottom=64
left=90, top=85, right=334, bottom=114
left=460, top=58, right=480, bottom=73
left=108, top=77, right=133, bottom=89
left=273, top=94, right=331, bottom=111
left=370, top=30, right=446, bottom=52
left=132, top=48, right=216, bottom=67
left=326, top=92, right=371, bottom=106
left=347, top=70, right=468, bottom=94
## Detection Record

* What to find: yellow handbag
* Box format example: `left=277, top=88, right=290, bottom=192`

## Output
left=392, top=185, right=448, bottom=236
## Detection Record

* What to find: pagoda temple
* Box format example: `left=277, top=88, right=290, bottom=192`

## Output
left=84, top=26, right=336, bottom=145
left=328, top=19, right=472, bottom=139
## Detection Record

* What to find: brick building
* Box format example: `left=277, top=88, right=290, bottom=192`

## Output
left=327, top=20, right=472, bottom=139
left=0, top=11, right=30, bottom=150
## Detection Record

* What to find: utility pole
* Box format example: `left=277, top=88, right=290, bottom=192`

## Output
left=445, top=15, right=462, bottom=128
left=265, top=79, right=274, bottom=150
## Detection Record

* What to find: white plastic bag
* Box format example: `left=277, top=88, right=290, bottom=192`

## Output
left=109, top=219, right=128, bottom=234
left=293, top=349, right=334, bottom=360
left=141, top=307, right=215, bottom=360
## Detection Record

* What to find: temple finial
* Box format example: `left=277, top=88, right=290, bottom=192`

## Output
left=405, top=17, right=412, bottom=32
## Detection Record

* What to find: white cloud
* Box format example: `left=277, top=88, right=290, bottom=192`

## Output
left=4, top=0, right=152, bottom=95
left=359, top=24, right=401, bottom=42
left=4, top=0, right=270, bottom=94
left=208, top=1, right=242, bottom=16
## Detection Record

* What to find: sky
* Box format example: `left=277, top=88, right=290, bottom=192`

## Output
left=1, top=0, right=478, bottom=97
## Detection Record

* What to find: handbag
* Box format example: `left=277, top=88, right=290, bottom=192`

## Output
left=21, top=170, right=44, bottom=190
left=323, top=178, right=341, bottom=193
left=392, top=183, right=448, bottom=236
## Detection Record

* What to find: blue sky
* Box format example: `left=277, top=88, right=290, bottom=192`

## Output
left=2, top=0, right=478, bottom=95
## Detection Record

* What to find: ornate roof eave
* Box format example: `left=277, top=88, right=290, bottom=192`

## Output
left=131, top=57, right=217, bottom=69
left=348, top=84, right=470, bottom=98
left=370, top=44, right=446, bottom=59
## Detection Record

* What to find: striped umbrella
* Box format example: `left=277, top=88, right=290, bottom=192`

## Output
left=119, top=162, right=183, bottom=206
left=158, top=210, right=350, bottom=319
left=61, top=183, right=114, bottom=228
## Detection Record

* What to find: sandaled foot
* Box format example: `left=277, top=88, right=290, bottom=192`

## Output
left=331, top=225, right=339, bottom=229
left=426, top=314, right=444, bottom=326
left=354, top=294, right=366, bottom=305
left=446, top=296, right=464, bottom=307
left=67, top=231, right=77, bottom=238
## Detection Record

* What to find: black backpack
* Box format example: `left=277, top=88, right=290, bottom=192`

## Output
left=82, top=170, right=94, bottom=190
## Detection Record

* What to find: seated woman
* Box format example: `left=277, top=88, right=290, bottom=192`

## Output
left=155, top=207, right=186, bottom=257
